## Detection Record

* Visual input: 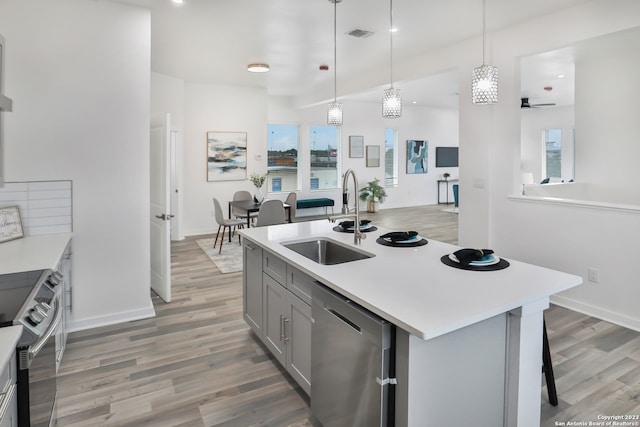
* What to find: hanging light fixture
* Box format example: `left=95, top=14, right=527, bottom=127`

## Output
left=472, top=0, right=498, bottom=104
left=327, top=0, right=343, bottom=126
left=382, top=0, right=401, bottom=118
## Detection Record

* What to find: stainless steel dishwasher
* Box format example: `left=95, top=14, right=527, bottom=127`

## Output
left=311, top=283, right=394, bottom=427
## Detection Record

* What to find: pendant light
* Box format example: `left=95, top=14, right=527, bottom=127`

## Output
left=382, top=0, right=401, bottom=118
left=471, top=0, right=498, bottom=104
left=327, top=0, right=343, bottom=126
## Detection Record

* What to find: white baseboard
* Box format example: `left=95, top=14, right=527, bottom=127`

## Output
left=551, top=295, right=640, bottom=333
left=67, top=302, right=156, bottom=333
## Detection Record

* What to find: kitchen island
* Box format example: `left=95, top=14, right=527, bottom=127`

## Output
left=239, top=220, right=582, bottom=426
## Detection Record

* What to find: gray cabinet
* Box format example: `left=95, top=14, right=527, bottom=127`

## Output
left=285, top=291, right=312, bottom=394
left=262, top=272, right=313, bottom=395
left=262, top=273, right=287, bottom=365
left=243, top=241, right=263, bottom=335
left=243, top=243, right=312, bottom=395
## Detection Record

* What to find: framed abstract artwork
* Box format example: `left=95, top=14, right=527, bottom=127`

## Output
left=407, top=140, right=428, bottom=174
left=206, top=131, right=247, bottom=182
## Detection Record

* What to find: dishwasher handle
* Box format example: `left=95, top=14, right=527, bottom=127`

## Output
left=324, top=306, right=362, bottom=334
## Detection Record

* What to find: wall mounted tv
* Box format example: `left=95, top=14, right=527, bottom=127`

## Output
left=435, top=147, right=459, bottom=167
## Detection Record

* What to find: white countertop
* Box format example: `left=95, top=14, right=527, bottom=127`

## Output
left=0, top=233, right=72, bottom=275
left=240, top=220, right=582, bottom=340
left=0, top=325, right=22, bottom=369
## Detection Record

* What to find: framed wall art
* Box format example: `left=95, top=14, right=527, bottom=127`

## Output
left=206, top=131, right=247, bottom=182
left=0, top=205, right=24, bottom=243
left=349, top=135, right=364, bottom=158
left=407, top=140, right=428, bottom=174
left=366, top=145, right=380, bottom=167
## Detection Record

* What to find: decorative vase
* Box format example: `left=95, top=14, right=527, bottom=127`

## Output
left=253, top=187, right=264, bottom=203
left=367, top=200, right=379, bottom=213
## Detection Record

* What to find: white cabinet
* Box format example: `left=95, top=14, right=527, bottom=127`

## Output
left=243, top=241, right=263, bottom=335
left=243, top=244, right=313, bottom=395
left=0, top=383, right=17, bottom=427
left=0, top=344, right=17, bottom=427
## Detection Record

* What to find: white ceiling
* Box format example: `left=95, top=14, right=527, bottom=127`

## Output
left=116, top=0, right=594, bottom=107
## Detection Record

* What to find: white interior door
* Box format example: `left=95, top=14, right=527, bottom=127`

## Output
left=170, top=129, right=182, bottom=241
left=150, top=113, right=172, bottom=303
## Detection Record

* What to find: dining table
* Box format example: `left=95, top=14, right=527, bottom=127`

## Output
left=228, top=199, right=291, bottom=229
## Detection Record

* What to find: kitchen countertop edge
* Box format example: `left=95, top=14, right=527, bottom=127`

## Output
left=0, top=233, right=72, bottom=276
left=239, top=221, right=582, bottom=340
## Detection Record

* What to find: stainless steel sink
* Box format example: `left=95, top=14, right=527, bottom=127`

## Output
left=282, top=238, right=374, bottom=265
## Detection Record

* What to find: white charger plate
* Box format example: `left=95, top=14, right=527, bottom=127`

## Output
left=344, top=223, right=373, bottom=231
left=448, top=253, right=500, bottom=266
left=384, top=234, right=422, bottom=244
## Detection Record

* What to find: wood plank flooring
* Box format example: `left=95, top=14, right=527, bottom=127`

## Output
left=55, top=205, right=640, bottom=426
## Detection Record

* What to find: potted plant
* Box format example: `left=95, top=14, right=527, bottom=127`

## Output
left=359, top=178, right=387, bottom=213
left=443, top=172, right=450, bottom=181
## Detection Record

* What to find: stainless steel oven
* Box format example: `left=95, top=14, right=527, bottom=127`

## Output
left=0, top=269, right=62, bottom=427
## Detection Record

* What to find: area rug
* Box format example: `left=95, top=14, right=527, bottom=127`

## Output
left=195, top=238, right=243, bottom=273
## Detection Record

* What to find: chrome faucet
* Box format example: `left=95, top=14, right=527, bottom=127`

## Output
left=329, top=168, right=366, bottom=245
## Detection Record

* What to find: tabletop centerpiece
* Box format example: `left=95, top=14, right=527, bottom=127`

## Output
left=249, top=173, right=267, bottom=203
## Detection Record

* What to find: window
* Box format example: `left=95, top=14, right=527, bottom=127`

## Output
left=267, top=124, right=299, bottom=192
left=544, top=128, right=562, bottom=179
left=309, top=125, right=340, bottom=190
left=384, top=128, right=398, bottom=187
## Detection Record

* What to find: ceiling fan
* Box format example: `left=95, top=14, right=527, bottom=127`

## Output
left=521, top=97, right=556, bottom=108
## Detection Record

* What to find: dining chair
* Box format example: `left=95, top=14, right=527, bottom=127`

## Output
left=232, top=190, right=258, bottom=225
left=255, top=199, right=286, bottom=227
left=213, top=197, right=245, bottom=253
left=284, top=192, right=297, bottom=222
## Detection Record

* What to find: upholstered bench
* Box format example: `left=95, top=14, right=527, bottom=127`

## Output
left=296, top=198, right=335, bottom=215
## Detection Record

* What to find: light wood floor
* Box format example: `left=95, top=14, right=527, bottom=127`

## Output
left=55, top=205, right=640, bottom=426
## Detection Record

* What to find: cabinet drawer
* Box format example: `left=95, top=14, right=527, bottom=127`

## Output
left=286, top=266, right=313, bottom=306
left=263, top=251, right=286, bottom=284
left=0, top=383, right=17, bottom=427
left=0, top=353, right=15, bottom=396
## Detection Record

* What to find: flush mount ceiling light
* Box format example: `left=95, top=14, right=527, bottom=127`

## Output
left=472, top=0, right=498, bottom=104
left=171, top=0, right=184, bottom=4
left=327, top=0, right=343, bottom=126
left=382, top=0, right=401, bottom=118
left=247, top=63, right=270, bottom=73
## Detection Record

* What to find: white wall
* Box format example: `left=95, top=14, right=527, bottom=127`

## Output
left=575, top=49, right=640, bottom=200
left=0, top=0, right=153, bottom=330
left=182, top=83, right=268, bottom=236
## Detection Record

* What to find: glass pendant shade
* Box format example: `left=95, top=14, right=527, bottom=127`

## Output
left=382, top=87, right=402, bottom=118
left=472, top=64, right=498, bottom=104
left=327, top=102, right=343, bottom=125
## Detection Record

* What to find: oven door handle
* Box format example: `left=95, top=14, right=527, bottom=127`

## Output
left=28, top=296, right=62, bottom=361
left=0, top=383, right=17, bottom=420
